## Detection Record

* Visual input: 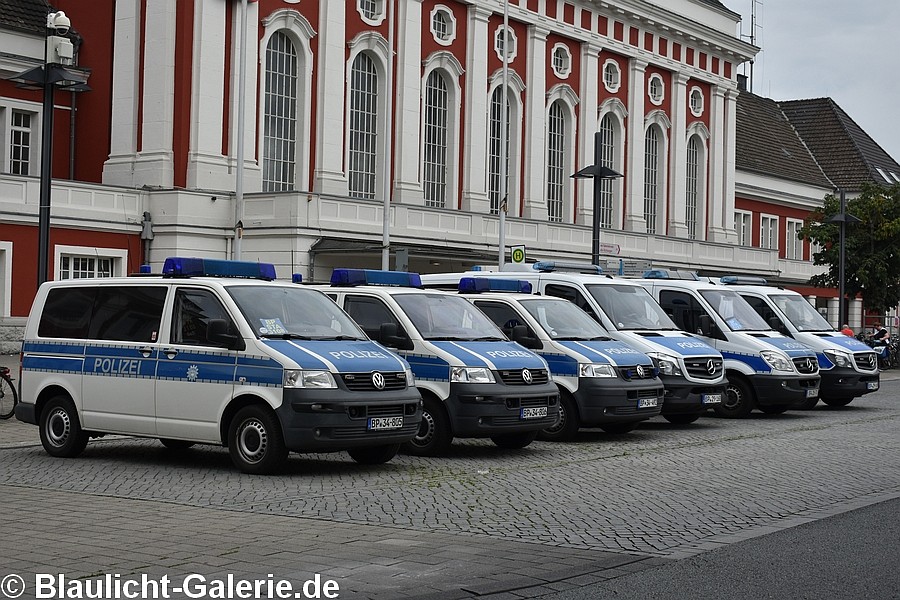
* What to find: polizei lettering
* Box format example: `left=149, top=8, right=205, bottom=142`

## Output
left=329, top=350, right=389, bottom=360
left=93, top=357, right=141, bottom=375
left=486, top=350, right=534, bottom=358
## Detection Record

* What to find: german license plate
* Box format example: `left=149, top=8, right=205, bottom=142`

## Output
left=867, top=382, right=879, bottom=390
left=638, top=398, right=658, bottom=409
left=702, top=393, right=722, bottom=404
left=368, top=416, right=403, bottom=430
left=806, top=388, right=819, bottom=398
left=521, top=407, right=548, bottom=419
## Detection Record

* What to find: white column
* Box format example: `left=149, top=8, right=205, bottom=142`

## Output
left=393, top=0, right=425, bottom=205
left=521, top=24, right=550, bottom=219
left=576, top=42, right=601, bottom=226
left=708, top=86, right=738, bottom=243
left=623, top=58, right=647, bottom=232
left=826, top=297, right=839, bottom=328
left=187, top=0, right=228, bottom=189
left=314, top=0, right=347, bottom=195
left=668, top=72, right=690, bottom=238
left=850, top=298, right=863, bottom=331
left=102, top=0, right=141, bottom=186
left=132, top=0, right=177, bottom=188
left=460, top=6, right=491, bottom=213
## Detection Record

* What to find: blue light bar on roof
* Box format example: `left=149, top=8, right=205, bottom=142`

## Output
left=330, top=269, right=422, bottom=287
left=720, top=275, right=768, bottom=286
left=458, top=277, right=532, bottom=294
left=162, top=257, right=276, bottom=280
left=532, top=260, right=602, bottom=274
left=643, top=269, right=699, bottom=280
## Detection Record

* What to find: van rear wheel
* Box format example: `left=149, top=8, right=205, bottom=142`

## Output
left=822, top=397, right=853, bottom=408
left=600, top=421, right=638, bottom=434
left=663, top=413, right=701, bottom=425
left=491, top=431, right=537, bottom=449
left=39, top=396, right=88, bottom=458
left=797, top=397, right=820, bottom=410
left=228, top=405, right=288, bottom=474
left=160, top=439, right=196, bottom=450
left=348, top=443, right=400, bottom=465
left=758, top=404, right=790, bottom=415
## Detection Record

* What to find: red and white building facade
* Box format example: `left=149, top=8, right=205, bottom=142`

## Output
left=3, top=0, right=846, bottom=349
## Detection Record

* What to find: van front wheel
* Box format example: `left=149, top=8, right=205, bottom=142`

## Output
left=402, top=396, right=451, bottom=456
left=228, top=405, right=288, bottom=474
left=39, top=396, right=88, bottom=458
left=715, top=377, right=755, bottom=418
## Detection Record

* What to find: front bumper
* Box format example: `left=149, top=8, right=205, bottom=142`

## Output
left=659, top=376, right=726, bottom=415
left=750, top=374, right=821, bottom=407
left=573, top=377, right=664, bottom=425
left=818, top=367, right=880, bottom=400
left=446, top=381, right=559, bottom=438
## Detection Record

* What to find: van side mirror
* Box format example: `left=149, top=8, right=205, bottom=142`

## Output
left=698, top=314, right=715, bottom=337
left=767, top=316, right=790, bottom=336
left=511, top=324, right=542, bottom=350
left=379, top=322, right=414, bottom=351
left=207, top=319, right=245, bottom=350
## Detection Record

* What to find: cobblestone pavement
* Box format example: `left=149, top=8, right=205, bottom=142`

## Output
left=2, top=354, right=900, bottom=599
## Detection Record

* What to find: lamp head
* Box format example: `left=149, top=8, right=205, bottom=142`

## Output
left=47, top=11, right=71, bottom=35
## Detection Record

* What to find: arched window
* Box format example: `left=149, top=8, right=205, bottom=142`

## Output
left=348, top=53, right=379, bottom=200
left=423, top=70, right=449, bottom=208
left=597, top=114, right=616, bottom=229
left=685, top=135, right=700, bottom=239
left=643, top=127, right=660, bottom=234
left=546, top=101, right=566, bottom=222
left=263, top=32, right=298, bottom=192
left=488, top=86, right=511, bottom=215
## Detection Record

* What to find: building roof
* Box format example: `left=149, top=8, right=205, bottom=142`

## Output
left=0, top=0, right=50, bottom=35
left=779, top=98, right=900, bottom=191
left=735, top=90, right=832, bottom=189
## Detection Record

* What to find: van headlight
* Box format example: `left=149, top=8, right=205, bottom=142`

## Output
left=760, top=350, right=793, bottom=373
left=646, top=352, right=683, bottom=376
left=405, top=368, right=416, bottom=386
left=579, top=363, right=616, bottom=378
left=283, top=370, right=337, bottom=389
left=450, top=367, right=495, bottom=383
left=823, top=349, right=852, bottom=368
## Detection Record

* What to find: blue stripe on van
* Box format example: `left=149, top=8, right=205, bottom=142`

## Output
left=540, top=352, right=578, bottom=377
left=430, top=341, right=545, bottom=369
left=721, top=350, right=771, bottom=373
left=23, top=340, right=87, bottom=355
left=402, top=353, right=450, bottom=382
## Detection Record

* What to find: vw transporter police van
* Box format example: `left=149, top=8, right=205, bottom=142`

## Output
left=455, top=277, right=665, bottom=440
left=421, top=263, right=725, bottom=425
left=15, top=258, right=422, bottom=474
left=314, top=269, right=560, bottom=456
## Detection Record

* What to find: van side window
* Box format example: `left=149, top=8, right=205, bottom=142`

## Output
left=658, top=290, right=710, bottom=334
left=89, top=287, right=167, bottom=342
left=544, top=284, right=598, bottom=321
left=344, top=296, right=404, bottom=339
left=473, top=301, right=532, bottom=339
left=38, top=287, right=96, bottom=338
left=741, top=295, right=780, bottom=327
left=172, top=288, right=235, bottom=346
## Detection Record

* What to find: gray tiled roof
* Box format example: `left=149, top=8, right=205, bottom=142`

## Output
left=779, top=98, right=900, bottom=192
left=0, top=0, right=51, bottom=35
left=735, top=90, right=832, bottom=189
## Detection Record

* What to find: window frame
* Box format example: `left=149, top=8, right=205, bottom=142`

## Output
left=760, top=214, right=779, bottom=251
left=734, top=210, right=752, bottom=246
left=785, top=218, right=804, bottom=260
left=55, top=245, right=128, bottom=280
left=602, top=59, right=621, bottom=93
left=648, top=73, right=665, bottom=106
left=429, top=5, right=457, bottom=46
left=550, top=43, right=572, bottom=79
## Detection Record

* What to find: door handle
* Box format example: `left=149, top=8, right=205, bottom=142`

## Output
left=139, top=346, right=153, bottom=358
left=164, top=349, right=178, bottom=359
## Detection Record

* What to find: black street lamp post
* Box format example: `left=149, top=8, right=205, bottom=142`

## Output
left=571, top=162, right=623, bottom=266
left=828, top=188, right=861, bottom=326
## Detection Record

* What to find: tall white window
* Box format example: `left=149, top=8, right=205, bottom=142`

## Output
left=263, top=32, right=298, bottom=192
left=348, top=52, right=379, bottom=200
left=488, top=86, right=511, bottom=215
left=786, top=219, right=804, bottom=260
left=760, top=215, right=778, bottom=250
left=685, top=136, right=700, bottom=239
left=546, top=101, right=566, bottom=222
left=597, top=115, right=616, bottom=229
left=60, top=256, right=113, bottom=279
left=734, top=211, right=751, bottom=246
left=423, top=70, right=449, bottom=208
left=10, top=110, right=32, bottom=176
left=644, top=127, right=660, bottom=234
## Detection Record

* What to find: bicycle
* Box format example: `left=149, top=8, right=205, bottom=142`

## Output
left=0, top=365, right=18, bottom=420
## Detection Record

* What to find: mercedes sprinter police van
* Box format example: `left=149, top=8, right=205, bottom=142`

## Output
left=315, top=269, right=560, bottom=456
left=16, top=257, right=422, bottom=474
left=455, top=277, right=665, bottom=440
left=721, top=277, right=878, bottom=408
left=421, top=263, right=726, bottom=425
left=638, top=272, right=821, bottom=418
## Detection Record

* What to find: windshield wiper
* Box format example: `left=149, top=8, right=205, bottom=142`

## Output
left=262, top=333, right=313, bottom=340
left=313, top=335, right=366, bottom=341
left=427, top=335, right=478, bottom=341
left=555, top=335, right=612, bottom=341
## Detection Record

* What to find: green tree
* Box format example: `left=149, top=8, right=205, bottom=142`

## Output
left=799, top=183, right=900, bottom=314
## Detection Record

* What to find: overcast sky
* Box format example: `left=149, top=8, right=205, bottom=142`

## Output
left=727, top=0, right=900, bottom=162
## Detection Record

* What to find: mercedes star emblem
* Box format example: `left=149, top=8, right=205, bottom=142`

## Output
left=707, top=359, right=716, bottom=375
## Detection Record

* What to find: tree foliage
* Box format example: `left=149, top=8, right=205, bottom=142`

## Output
left=799, top=183, right=900, bottom=313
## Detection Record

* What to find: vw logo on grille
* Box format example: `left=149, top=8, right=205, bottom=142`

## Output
left=372, top=372, right=386, bottom=390
left=707, top=359, right=717, bottom=375
left=636, top=365, right=645, bottom=378
left=522, top=369, right=533, bottom=384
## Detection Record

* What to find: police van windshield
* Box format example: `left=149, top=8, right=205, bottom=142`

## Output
left=586, top=284, right=680, bottom=331
left=518, top=298, right=610, bottom=340
left=771, top=294, right=833, bottom=332
left=228, top=286, right=367, bottom=340
left=700, top=290, right=770, bottom=332
left=393, top=293, right=506, bottom=341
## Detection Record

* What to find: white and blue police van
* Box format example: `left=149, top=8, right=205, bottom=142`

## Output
left=719, top=277, right=879, bottom=408
left=15, top=257, right=422, bottom=474
left=454, top=277, right=665, bottom=440
left=638, top=271, right=821, bottom=417
left=421, top=264, right=725, bottom=425
left=313, top=269, right=560, bottom=455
